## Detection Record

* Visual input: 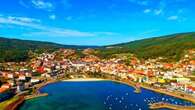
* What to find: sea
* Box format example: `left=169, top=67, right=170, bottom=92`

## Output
left=19, top=81, right=195, bottom=110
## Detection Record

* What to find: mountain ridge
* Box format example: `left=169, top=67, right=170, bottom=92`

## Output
left=0, top=32, right=195, bottom=62
left=96, top=32, right=195, bottom=61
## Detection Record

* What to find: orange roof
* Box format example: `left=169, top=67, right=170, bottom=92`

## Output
left=133, top=70, right=145, bottom=75
left=164, top=63, right=173, bottom=68
left=190, top=60, right=195, bottom=65
left=2, top=83, right=11, bottom=88
left=187, top=86, right=195, bottom=91
left=147, top=71, right=154, bottom=77
left=0, top=87, right=8, bottom=93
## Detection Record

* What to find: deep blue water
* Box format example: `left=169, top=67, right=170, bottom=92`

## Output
left=0, top=90, right=14, bottom=102
left=19, top=81, right=194, bottom=110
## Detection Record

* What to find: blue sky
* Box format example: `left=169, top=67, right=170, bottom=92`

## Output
left=0, top=0, right=195, bottom=45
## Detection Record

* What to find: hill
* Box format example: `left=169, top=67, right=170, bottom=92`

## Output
left=0, top=37, right=97, bottom=62
left=1, top=32, right=195, bottom=62
left=96, top=32, right=195, bottom=61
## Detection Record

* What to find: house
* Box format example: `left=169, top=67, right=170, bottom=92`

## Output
left=16, top=82, right=25, bottom=92
left=18, top=75, right=26, bottom=81
left=7, top=73, right=14, bottom=79
left=164, top=63, right=174, bottom=69
left=0, top=83, right=11, bottom=93
left=175, top=77, right=191, bottom=84
left=31, top=78, right=40, bottom=84
left=187, top=86, right=195, bottom=94
left=37, top=66, right=45, bottom=73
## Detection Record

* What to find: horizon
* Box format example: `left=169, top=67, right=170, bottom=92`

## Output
left=1, top=31, right=194, bottom=46
left=0, top=0, right=195, bottom=46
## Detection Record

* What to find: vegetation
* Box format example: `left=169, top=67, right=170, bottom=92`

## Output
left=1, top=32, right=195, bottom=62
left=96, top=32, right=195, bottom=61
left=0, top=37, right=97, bottom=62
left=192, top=71, right=195, bottom=76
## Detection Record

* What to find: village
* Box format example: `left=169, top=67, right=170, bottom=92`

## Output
left=0, top=48, right=195, bottom=105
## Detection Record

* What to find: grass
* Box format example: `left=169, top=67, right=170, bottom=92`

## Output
left=0, top=96, right=19, bottom=110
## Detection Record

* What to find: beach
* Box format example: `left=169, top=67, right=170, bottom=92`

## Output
left=62, top=78, right=108, bottom=82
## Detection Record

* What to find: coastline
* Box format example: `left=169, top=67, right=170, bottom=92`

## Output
left=149, top=102, right=195, bottom=110
left=140, top=84, right=195, bottom=104
left=62, top=78, right=108, bottom=82
left=4, top=78, right=195, bottom=110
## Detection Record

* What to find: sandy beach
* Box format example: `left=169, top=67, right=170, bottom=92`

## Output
left=62, top=78, right=108, bottom=82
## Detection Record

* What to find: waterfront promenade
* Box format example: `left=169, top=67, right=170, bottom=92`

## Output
left=150, top=102, right=195, bottom=110
left=140, top=84, right=195, bottom=103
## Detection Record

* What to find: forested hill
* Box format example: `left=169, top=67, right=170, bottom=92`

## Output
left=1, top=32, right=195, bottom=62
left=97, top=32, right=195, bottom=61
left=0, top=37, right=97, bottom=62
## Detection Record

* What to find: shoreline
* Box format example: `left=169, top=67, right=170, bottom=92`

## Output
left=4, top=78, right=195, bottom=110
left=62, top=78, right=108, bottom=82
left=149, top=102, right=195, bottom=110
left=140, top=84, right=195, bottom=104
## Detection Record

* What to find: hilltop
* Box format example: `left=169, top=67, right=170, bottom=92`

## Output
left=0, top=32, right=195, bottom=62
left=0, top=37, right=97, bottom=62
left=96, top=32, right=195, bottom=61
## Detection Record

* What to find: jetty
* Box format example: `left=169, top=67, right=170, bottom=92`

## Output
left=149, top=102, right=195, bottom=110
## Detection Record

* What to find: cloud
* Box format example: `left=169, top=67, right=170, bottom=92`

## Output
left=7, top=16, right=40, bottom=23
left=23, top=30, right=118, bottom=38
left=168, top=15, right=178, bottom=20
left=31, top=0, right=54, bottom=11
left=143, top=9, right=151, bottom=13
left=0, top=16, right=41, bottom=28
left=154, top=9, right=163, bottom=15
left=49, top=14, right=56, bottom=20
left=0, top=15, right=117, bottom=37
left=23, top=29, right=95, bottom=37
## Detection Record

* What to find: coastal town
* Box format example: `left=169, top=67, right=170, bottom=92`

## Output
left=0, top=48, right=195, bottom=110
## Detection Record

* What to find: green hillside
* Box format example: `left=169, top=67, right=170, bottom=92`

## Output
left=1, top=32, right=195, bottom=62
left=0, top=37, right=97, bottom=62
left=97, top=32, right=195, bottom=61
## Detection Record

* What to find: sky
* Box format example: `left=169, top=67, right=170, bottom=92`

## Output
left=0, top=0, right=195, bottom=46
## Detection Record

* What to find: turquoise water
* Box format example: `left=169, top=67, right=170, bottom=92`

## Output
left=19, top=81, right=194, bottom=110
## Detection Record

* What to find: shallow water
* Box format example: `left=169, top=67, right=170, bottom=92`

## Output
left=19, top=81, right=194, bottom=110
